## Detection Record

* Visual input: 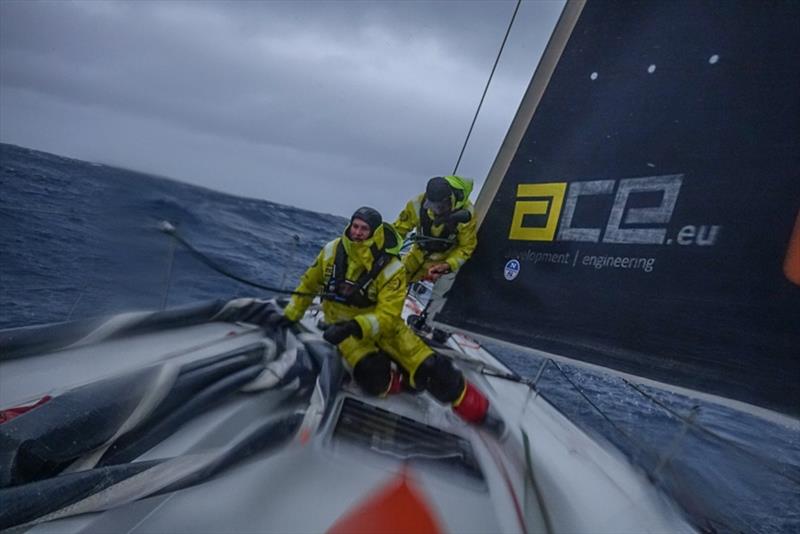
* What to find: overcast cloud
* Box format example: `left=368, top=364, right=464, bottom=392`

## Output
left=0, top=0, right=563, bottom=217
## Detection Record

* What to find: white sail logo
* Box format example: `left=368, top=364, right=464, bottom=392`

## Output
left=508, top=174, right=721, bottom=246
left=503, top=259, right=521, bottom=280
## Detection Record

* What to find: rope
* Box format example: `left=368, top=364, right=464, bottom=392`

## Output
left=158, top=222, right=326, bottom=299
left=522, top=429, right=554, bottom=534
left=452, top=0, right=522, bottom=175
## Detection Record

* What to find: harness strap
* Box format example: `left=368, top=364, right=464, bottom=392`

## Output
left=418, top=200, right=458, bottom=252
left=325, top=240, right=393, bottom=308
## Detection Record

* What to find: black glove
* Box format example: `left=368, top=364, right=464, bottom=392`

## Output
left=433, top=209, right=471, bottom=226
left=323, top=320, right=362, bottom=345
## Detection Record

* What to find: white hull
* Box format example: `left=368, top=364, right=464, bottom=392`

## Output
left=0, top=298, right=691, bottom=533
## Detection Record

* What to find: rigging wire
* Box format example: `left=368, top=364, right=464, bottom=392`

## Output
left=452, top=0, right=522, bottom=175
left=478, top=347, right=779, bottom=532
left=549, top=360, right=645, bottom=453
left=466, top=337, right=799, bottom=486
left=495, top=354, right=799, bottom=487
left=416, top=1, right=521, bottom=321
left=549, top=360, right=746, bottom=533
left=622, top=378, right=800, bottom=485
left=158, top=222, right=326, bottom=299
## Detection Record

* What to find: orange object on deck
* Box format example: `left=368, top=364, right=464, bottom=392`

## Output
left=327, top=466, right=442, bottom=534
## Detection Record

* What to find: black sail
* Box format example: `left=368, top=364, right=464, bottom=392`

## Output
left=435, top=0, right=800, bottom=418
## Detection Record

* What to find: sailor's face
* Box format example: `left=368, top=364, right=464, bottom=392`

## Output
left=349, top=219, right=372, bottom=242
left=424, top=197, right=451, bottom=216
left=430, top=203, right=450, bottom=216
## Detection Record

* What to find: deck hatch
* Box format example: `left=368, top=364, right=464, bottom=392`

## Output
left=333, top=397, right=482, bottom=479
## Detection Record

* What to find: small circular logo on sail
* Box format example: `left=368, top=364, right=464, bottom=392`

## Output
left=504, top=259, right=520, bottom=281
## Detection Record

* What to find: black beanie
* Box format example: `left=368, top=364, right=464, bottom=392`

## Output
left=425, top=176, right=452, bottom=202
left=350, top=206, right=382, bottom=235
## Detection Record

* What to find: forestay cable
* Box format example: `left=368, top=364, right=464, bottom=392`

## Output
left=452, top=0, right=522, bottom=175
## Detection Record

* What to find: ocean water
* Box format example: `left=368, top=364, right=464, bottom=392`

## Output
left=0, top=143, right=346, bottom=327
left=1, top=143, right=797, bottom=533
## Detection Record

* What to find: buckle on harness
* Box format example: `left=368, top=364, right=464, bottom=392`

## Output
left=327, top=280, right=361, bottom=304
left=336, top=280, right=359, bottom=297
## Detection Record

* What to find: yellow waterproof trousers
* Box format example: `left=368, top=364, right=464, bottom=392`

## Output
left=337, top=321, right=433, bottom=383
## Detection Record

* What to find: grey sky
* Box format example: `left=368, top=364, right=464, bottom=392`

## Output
left=0, top=0, right=564, bottom=217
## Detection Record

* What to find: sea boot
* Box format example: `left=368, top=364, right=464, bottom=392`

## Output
left=453, top=381, right=488, bottom=423
left=385, top=367, right=423, bottom=396
left=385, top=368, right=405, bottom=395
left=453, top=382, right=507, bottom=439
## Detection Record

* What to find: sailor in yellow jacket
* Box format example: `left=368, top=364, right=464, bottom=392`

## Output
left=279, top=207, right=495, bottom=427
left=393, top=175, right=478, bottom=283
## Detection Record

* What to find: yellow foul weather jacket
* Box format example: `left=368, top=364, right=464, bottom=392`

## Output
left=393, top=175, right=478, bottom=281
left=283, top=223, right=432, bottom=373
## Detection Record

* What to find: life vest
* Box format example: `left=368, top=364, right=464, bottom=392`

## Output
left=417, top=176, right=473, bottom=253
left=324, top=225, right=402, bottom=308
left=417, top=208, right=459, bottom=253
